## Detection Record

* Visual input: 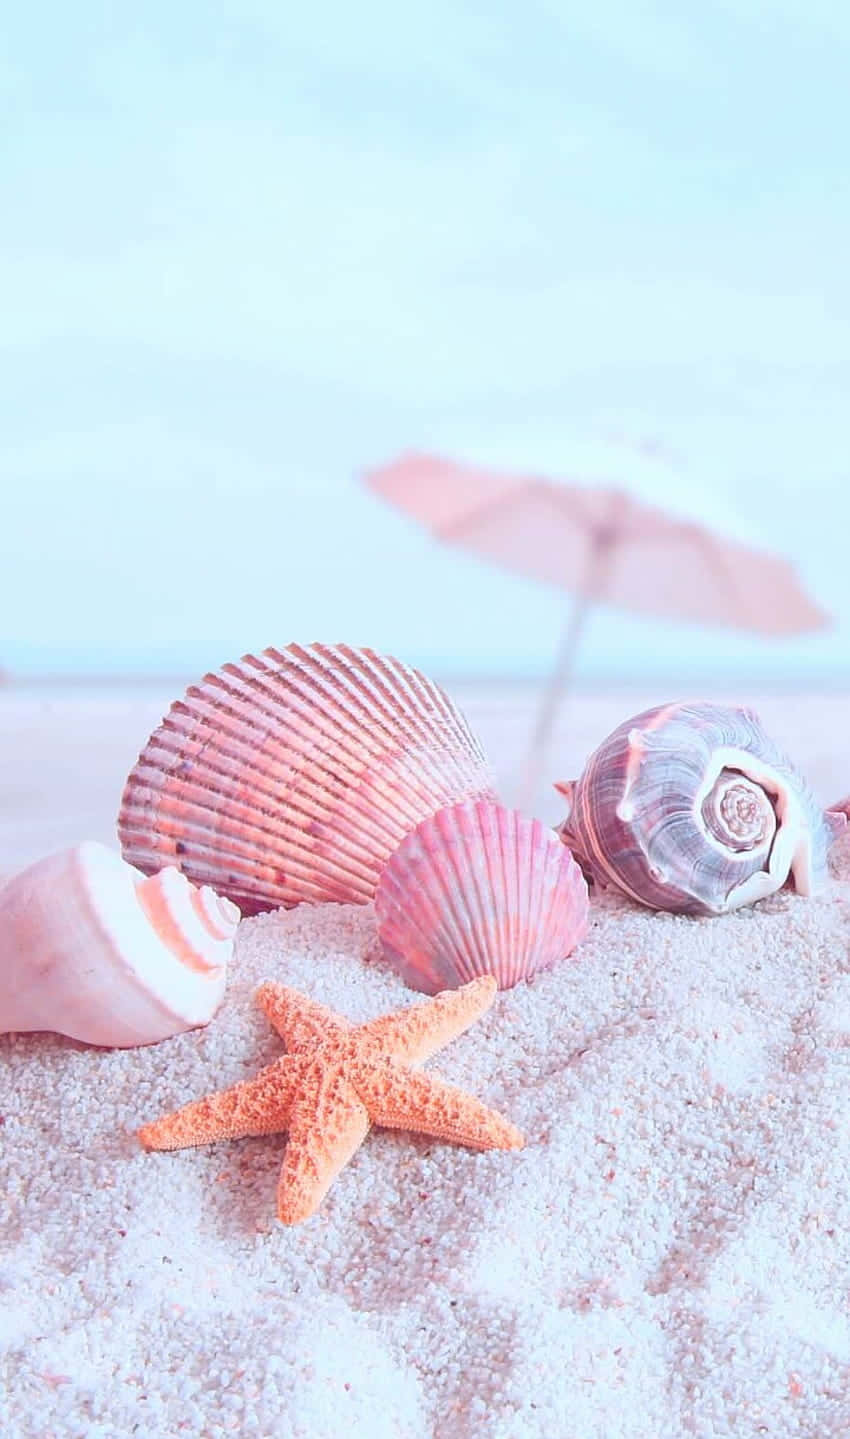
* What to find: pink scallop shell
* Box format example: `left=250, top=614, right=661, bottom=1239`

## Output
left=374, top=800, right=590, bottom=994
left=118, top=644, right=496, bottom=915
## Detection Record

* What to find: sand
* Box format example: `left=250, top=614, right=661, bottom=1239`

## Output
left=2, top=846, right=850, bottom=1438
left=3, top=685, right=850, bottom=1437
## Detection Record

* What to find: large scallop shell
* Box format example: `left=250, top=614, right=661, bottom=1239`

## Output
left=0, top=842, right=237, bottom=1047
left=374, top=799, right=589, bottom=993
left=555, top=701, right=845, bottom=916
left=118, top=644, right=496, bottom=915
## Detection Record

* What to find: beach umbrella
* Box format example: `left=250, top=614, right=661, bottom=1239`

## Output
left=362, top=444, right=829, bottom=808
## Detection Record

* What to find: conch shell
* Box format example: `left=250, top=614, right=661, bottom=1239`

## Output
left=118, top=643, right=496, bottom=915
left=556, top=701, right=846, bottom=916
left=0, top=842, right=238, bottom=1047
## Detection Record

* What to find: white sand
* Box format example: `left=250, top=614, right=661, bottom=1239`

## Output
left=3, top=684, right=850, bottom=1438
left=3, top=841, right=850, bottom=1439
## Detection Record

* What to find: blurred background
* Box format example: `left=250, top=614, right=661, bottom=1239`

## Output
left=1, top=2, right=848, bottom=868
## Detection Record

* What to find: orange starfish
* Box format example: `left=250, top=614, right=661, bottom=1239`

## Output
left=138, top=975, right=524, bottom=1224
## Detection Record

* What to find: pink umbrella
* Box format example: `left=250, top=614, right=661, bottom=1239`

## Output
left=362, top=446, right=830, bottom=809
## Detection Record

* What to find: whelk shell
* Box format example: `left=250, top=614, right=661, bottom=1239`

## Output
left=556, top=701, right=846, bottom=916
left=374, top=799, right=589, bottom=993
left=118, top=644, right=496, bottom=914
left=0, top=842, right=237, bottom=1047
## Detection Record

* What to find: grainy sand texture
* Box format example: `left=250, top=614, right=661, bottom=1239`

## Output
left=2, top=846, right=850, bottom=1438
left=2, top=685, right=850, bottom=1437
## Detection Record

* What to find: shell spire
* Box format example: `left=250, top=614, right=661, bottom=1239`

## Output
left=556, top=701, right=839, bottom=916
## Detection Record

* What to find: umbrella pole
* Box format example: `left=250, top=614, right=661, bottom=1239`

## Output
left=518, top=591, right=591, bottom=812
left=518, top=533, right=611, bottom=813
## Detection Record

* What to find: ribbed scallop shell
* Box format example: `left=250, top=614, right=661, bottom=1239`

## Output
left=118, top=644, right=496, bottom=915
left=556, top=701, right=840, bottom=916
left=0, top=842, right=237, bottom=1047
left=374, top=800, right=589, bottom=993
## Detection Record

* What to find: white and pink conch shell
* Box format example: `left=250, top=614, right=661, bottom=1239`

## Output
left=0, top=842, right=238, bottom=1047
left=556, top=701, right=847, bottom=917
left=118, top=643, right=496, bottom=915
left=374, top=799, right=589, bottom=993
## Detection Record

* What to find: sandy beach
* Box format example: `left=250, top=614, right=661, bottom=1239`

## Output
left=2, top=681, right=850, bottom=1438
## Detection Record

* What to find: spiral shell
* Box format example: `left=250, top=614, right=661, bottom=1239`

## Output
left=374, top=799, right=589, bottom=993
left=118, top=644, right=496, bottom=915
left=0, top=843, right=237, bottom=1047
left=556, top=701, right=841, bottom=916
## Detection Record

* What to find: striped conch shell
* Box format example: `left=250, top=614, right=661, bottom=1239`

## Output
left=555, top=701, right=846, bottom=916
left=0, top=842, right=238, bottom=1047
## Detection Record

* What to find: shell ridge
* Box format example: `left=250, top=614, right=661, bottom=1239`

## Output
left=495, top=805, right=519, bottom=987
left=467, top=802, right=501, bottom=984
left=295, top=647, right=456, bottom=756
left=119, top=645, right=497, bottom=913
left=121, top=768, right=407, bottom=877
left=523, top=815, right=548, bottom=985
left=531, top=816, right=565, bottom=980
left=224, top=648, right=416, bottom=763
left=214, top=661, right=400, bottom=762
left=432, top=806, right=482, bottom=985
left=375, top=801, right=589, bottom=993
left=277, top=652, right=493, bottom=798
left=341, top=646, right=492, bottom=778
left=405, top=822, right=471, bottom=990
left=120, top=790, right=400, bottom=898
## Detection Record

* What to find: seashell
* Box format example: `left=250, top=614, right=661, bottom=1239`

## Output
left=374, top=799, right=589, bottom=993
left=0, top=842, right=237, bottom=1047
left=555, top=701, right=844, bottom=916
left=118, top=643, right=496, bottom=915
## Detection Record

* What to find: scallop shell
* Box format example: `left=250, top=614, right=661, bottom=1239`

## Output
left=555, top=701, right=842, bottom=916
left=0, top=842, right=237, bottom=1047
left=374, top=799, right=589, bottom=993
left=118, top=644, right=496, bottom=915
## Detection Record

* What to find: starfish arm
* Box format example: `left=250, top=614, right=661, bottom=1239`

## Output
left=255, top=982, right=351, bottom=1049
left=276, top=1073, right=370, bottom=1225
left=353, top=1062, right=524, bottom=1152
left=138, top=1059, right=302, bottom=1151
left=356, top=976, right=498, bottom=1065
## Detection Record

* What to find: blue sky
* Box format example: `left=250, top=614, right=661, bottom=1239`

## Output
left=2, top=2, right=848, bottom=681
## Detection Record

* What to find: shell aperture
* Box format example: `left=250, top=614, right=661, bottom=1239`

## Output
left=556, top=701, right=839, bottom=916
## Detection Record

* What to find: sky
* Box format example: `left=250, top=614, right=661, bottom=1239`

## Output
left=2, top=1, right=849, bottom=683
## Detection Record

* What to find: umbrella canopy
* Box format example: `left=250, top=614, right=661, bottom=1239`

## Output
left=362, top=446, right=829, bottom=809
left=364, top=449, right=828, bottom=635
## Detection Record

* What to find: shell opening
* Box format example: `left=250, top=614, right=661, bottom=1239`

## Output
left=701, top=770, right=777, bottom=854
left=693, top=746, right=811, bottom=908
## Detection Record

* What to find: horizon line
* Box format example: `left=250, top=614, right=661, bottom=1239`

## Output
left=4, top=668, right=850, bottom=694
